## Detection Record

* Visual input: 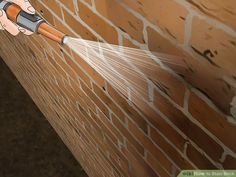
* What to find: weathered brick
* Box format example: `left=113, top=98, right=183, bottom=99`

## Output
left=1, top=0, right=236, bottom=175
left=47, top=55, right=67, bottom=79
left=123, top=0, right=188, bottom=43
left=96, top=0, right=144, bottom=43
left=39, top=0, right=63, bottom=19
left=111, top=113, right=144, bottom=156
left=78, top=1, right=118, bottom=44
left=74, top=126, right=115, bottom=176
left=147, top=26, right=183, bottom=56
left=96, top=109, right=124, bottom=146
left=223, top=155, right=236, bottom=169
left=189, top=92, right=236, bottom=153
left=93, top=83, right=126, bottom=122
left=107, top=83, right=148, bottom=133
left=122, top=140, right=158, bottom=177
left=59, top=0, right=75, bottom=13
left=148, top=24, right=236, bottom=117
left=186, top=143, right=217, bottom=169
left=146, top=151, right=170, bottom=177
left=33, top=0, right=54, bottom=25
left=62, top=7, right=97, bottom=41
left=72, top=51, right=105, bottom=88
left=63, top=52, right=92, bottom=88
left=102, top=135, right=131, bottom=177
left=128, top=119, right=177, bottom=173
left=190, top=17, right=236, bottom=79
left=188, top=0, right=236, bottom=31
left=53, top=16, right=75, bottom=37
left=150, top=126, right=193, bottom=169
left=154, top=88, right=224, bottom=162
left=122, top=37, right=139, bottom=48
left=83, top=0, right=92, bottom=6
left=80, top=81, right=109, bottom=117
left=146, top=27, right=187, bottom=106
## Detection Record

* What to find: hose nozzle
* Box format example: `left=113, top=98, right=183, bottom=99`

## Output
left=0, top=0, right=67, bottom=45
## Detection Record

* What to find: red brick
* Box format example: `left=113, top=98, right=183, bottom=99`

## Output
left=128, top=119, right=177, bottom=172
left=59, top=0, right=75, bottom=13
left=34, top=1, right=54, bottom=25
left=150, top=127, right=193, bottom=169
left=107, top=83, right=148, bottom=133
left=70, top=80, right=97, bottom=113
left=101, top=133, right=130, bottom=175
left=188, top=0, right=236, bottom=31
left=123, top=0, right=188, bottom=43
left=39, top=0, right=63, bottom=19
left=80, top=80, right=109, bottom=117
left=78, top=1, right=118, bottom=44
left=93, top=83, right=126, bottom=122
left=97, top=109, right=124, bottom=144
left=84, top=0, right=92, bottom=6
left=95, top=0, right=144, bottom=43
left=186, top=143, right=217, bottom=169
left=28, top=37, right=46, bottom=58
left=77, top=133, right=115, bottom=176
left=97, top=47, right=150, bottom=99
left=189, top=92, right=236, bottom=153
left=72, top=51, right=106, bottom=88
left=122, top=141, right=158, bottom=177
left=102, top=136, right=130, bottom=177
left=190, top=17, right=236, bottom=85
left=146, top=151, right=171, bottom=177
left=53, top=17, right=75, bottom=37
left=147, top=26, right=183, bottom=56
left=39, top=34, right=64, bottom=60
left=146, top=27, right=187, bottom=106
left=122, top=37, right=139, bottom=48
left=131, top=90, right=188, bottom=152
left=147, top=25, right=235, bottom=116
left=223, top=155, right=236, bottom=169
left=52, top=52, right=79, bottom=80
left=47, top=55, right=67, bottom=79
left=62, top=8, right=97, bottom=41
left=111, top=113, right=144, bottom=156
left=56, top=104, right=115, bottom=175
left=2, top=0, right=235, bottom=176
left=63, top=52, right=92, bottom=88
left=154, top=89, right=224, bottom=162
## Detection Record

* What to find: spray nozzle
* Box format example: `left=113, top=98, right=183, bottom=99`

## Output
left=0, top=0, right=67, bottom=45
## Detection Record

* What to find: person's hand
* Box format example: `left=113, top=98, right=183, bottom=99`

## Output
left=0, top=0, right=35, bottom=36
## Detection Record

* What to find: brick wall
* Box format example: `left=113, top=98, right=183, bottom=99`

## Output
left=0, top=0, right=236, bottom=176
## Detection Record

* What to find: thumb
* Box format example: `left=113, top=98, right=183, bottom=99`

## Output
left=11, top=0, right=36, bottom=14
left=0, top=10, right=5, bottom=30
left=18, top=26, right=34, bottom=35
left=0, top=9, right=19, bottom=36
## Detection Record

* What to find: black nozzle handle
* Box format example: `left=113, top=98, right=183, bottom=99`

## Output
left=16, top=10, right=45, bottom=32
left=0, top=0, right=45, bottom=32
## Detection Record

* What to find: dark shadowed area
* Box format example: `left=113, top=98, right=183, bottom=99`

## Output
left=0, top=57, right=88, bottom=177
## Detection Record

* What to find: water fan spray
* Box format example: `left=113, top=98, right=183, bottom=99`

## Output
left=0, top=0, right=184, bottom=102
left=0, top=0, right=67, bottom=44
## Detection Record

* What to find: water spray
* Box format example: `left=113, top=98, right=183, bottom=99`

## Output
left=0, top=0, right=67, bottom=44
left=0, top=0, right=183, bottom=102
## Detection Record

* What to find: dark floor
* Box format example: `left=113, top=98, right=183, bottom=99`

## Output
left=0, top=58, right=88, bottom=177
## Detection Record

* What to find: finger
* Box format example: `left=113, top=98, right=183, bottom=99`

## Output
left=0, top=10, right=19, bottom=35
left=0, top=11, right=5, bottom=30
left=10, top=0, right=35, bottom=14
left=18, top=26, right=33, bottom=35
left=0, top=22, right=4, bottom=30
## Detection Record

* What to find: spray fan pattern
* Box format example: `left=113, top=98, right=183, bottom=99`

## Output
left=0, top=0, right=236, bottom=176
